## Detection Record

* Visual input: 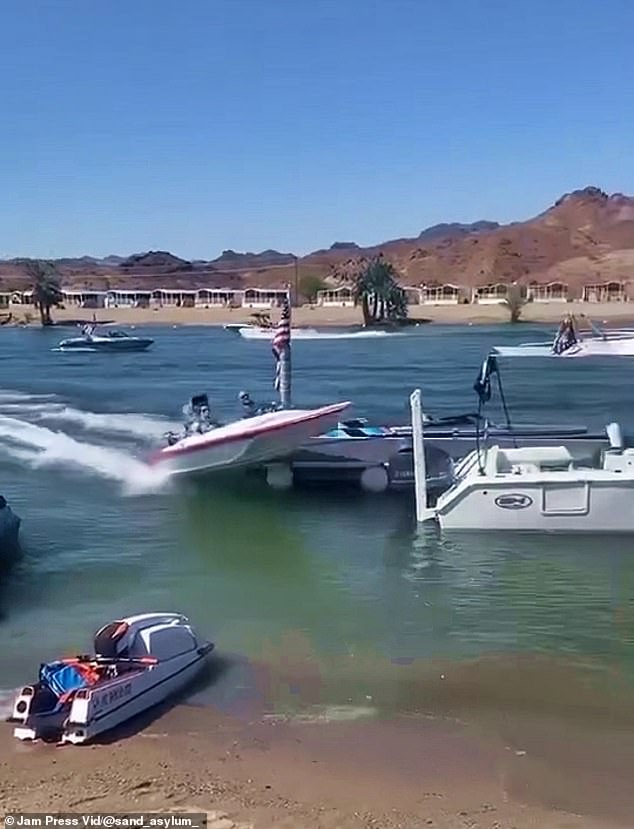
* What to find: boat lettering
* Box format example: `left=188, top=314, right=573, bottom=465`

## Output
left=93, top=682, right=132, bottom=710
left=494, top=493, right=533, bottom=509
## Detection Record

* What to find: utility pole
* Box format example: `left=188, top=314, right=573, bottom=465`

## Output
left=293, top=255, right=299, bottom=307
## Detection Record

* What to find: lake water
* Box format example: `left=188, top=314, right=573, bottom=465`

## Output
left=2, top=322, right=634, bottom=726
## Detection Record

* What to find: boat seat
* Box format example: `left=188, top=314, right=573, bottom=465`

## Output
left=487, top=445, right=574, bottom=474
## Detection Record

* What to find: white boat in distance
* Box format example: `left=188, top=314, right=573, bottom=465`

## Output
left=9, top=613, right=213, bottom=745
left=149, top=400, right=351, bottom=476
left=493, top=336, right=634, bottom=358
left=236, top=326, right=392, bottom=340
left=433, top=423, right=634, bottom=532
left=493, top=316, right=634, bottom=358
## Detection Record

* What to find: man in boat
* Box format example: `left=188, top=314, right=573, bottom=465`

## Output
left=239, top=390, right=257, bottom=418
left=552, top=314, right=578, bottom=355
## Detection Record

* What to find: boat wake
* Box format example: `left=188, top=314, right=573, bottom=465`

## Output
left=0, top=392, right=172, bottom=495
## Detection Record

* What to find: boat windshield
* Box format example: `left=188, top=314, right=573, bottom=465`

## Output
left=107, top=331, right=129, bottom=338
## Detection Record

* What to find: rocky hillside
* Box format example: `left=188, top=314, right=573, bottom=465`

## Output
left=2, top=187, right=634, bottom=294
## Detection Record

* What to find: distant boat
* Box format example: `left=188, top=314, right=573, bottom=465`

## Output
left=56, top=325, right=154, bottom=353
left=236, top=326, right=392, bottom=340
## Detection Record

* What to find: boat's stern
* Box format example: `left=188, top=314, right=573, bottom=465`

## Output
left=8, top=684, right=36, bottom=737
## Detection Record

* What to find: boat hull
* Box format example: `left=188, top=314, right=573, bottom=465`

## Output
left=237, top=327, right=390, bottom=340
left=493, top=337, right=634, bottom=358
left=57, top=338, right=153, bottom=352
left=436, top=475, right=634, bottom=532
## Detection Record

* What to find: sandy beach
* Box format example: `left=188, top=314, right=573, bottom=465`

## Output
left=3, top=651, right=634, bottom=829
left=6, top=301, right=634, bottom=328
left=2, top=699, right=632, bottom=829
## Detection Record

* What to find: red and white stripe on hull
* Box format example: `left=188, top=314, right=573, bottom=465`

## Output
left=148, top=401, right=351, bottom=476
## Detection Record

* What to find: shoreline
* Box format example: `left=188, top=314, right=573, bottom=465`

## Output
left=3, top=652, right=634, bottom=827
left=5, top=301, right=634, bottom=328
left=1, top=701, right=631, bottom=828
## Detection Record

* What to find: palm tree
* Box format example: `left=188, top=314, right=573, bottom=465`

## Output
left=26, top=260, right=64, bottom=326
left=503, top=283, right=528, bottom=323
left=353, top=257, right=408, bottom=326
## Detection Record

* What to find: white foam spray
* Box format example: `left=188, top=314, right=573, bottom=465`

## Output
left=0, top=414, right=170, bottom=496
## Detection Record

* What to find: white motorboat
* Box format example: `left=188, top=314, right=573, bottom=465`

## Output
left=8, top=612, right=213, bottom=745
left=493, top=337, right=634, bottom=358
left=236, top=326, right=390, bottom=340
left=149, top=395, right=351, bottom=476
left=492, top=315, right=634, bottom=358
left=433, top=422, right=634, bottom=532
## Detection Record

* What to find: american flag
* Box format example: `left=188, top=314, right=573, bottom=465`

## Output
left=272, top=295, right=291, bottom=389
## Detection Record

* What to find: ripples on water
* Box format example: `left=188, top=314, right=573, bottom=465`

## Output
left=1, top=323, right=634, bottom=725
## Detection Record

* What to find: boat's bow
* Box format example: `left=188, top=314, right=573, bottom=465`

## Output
left=149, top=401, right=351, bottom=475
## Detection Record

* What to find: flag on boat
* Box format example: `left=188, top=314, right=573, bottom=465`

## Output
left=552, top=315, right=578, bottom=355
left=272, top=294, right=291, bottom=391
left=473, top=354, right=498, bottom=402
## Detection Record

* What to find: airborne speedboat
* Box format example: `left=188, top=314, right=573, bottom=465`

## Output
left=149, top=393, right=351, bottom=476
left=57, top=325, right=154, bottom=352
left=8, top=612, right=213, bottom=745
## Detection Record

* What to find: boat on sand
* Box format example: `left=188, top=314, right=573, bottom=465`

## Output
left=8, top=612, right=213, bottom=745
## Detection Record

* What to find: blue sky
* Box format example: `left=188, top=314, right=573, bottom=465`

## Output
left=1, top=0, right=633, bottom=259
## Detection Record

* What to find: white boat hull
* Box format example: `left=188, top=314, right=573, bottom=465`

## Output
left=435, top=447, right=634, bottom=532
left=493, top=336, right=634, bottom=358
left=237, top=326, right=391, bottom=340
left=150, top=402, right=350, bottom=476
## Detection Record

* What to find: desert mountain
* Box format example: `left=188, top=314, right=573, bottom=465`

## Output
left=2, top=187, right=634, bottom=294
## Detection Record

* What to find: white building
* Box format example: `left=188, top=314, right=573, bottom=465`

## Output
left=528, top=282, right=568, bottom=302
left=0, top=292, right=10, bottom=309
left=582, top=281, right=627, bottom=303
left=420, top=283, right=463, bottom=305
left=241, top=288, right=289, bottom=309
left=473, top=283, right=509, bottom=304
left=62, top=289, right=108, bottom=308
left=317, top=286, right=354, bottom=307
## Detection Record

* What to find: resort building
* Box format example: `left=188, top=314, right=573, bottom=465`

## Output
left=149, top=289, right=198, bottom=308
left=527, top=281, right=569, bottom=302
left=582, top=281, right=628, bottom=302
left=195, top=289, right=236, bottom=307
left=472, top=283, right=509, bottom=304
left=0, top=292, right=10, bottom=309
left=241, top=288, right=289, bottom=309
left=419, top=283, right=463, bottom=305
left=316, top=286, right=355, bottom=307
left=104, top=290, right=153, bottom=308
left=61, top=290, right=108, bottom=308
